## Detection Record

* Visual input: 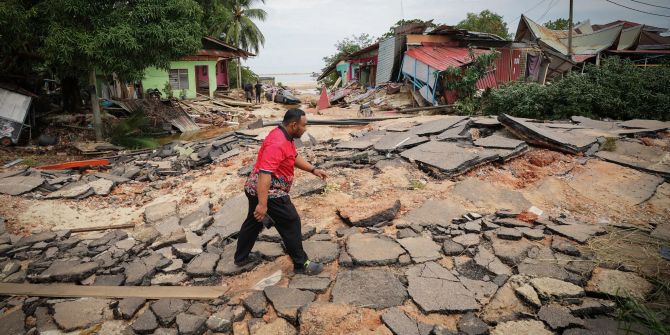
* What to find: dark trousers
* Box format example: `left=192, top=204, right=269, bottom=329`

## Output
left=235, top=192, right=308, bottom=269
left=255, top=93, right=261, bottom=103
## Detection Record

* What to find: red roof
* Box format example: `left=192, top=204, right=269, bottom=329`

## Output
left=405, top=46, right=491, bottom=71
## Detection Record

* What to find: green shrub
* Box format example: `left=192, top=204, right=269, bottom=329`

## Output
left=484, top=57, right=670, bottom=120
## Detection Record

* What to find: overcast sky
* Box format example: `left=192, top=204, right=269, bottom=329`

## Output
left=245, top=0, right=670, bottom=75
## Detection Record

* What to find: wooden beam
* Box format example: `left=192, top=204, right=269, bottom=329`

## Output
left=69, top=224, right=135, bottom=233
left=0, top=283, right=229, bottom=300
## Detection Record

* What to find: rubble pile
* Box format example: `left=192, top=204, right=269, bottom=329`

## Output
left=0, top=191, right=665, bottom=334
left=0, top=133, right=240, bottom=199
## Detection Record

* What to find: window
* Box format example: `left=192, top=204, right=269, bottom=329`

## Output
left=169, top=69, right=189, bottom=90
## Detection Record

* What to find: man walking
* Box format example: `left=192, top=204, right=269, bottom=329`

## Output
left=254, top=81, right=263, bottom=104
left=243, top=82, right=253, bottom=103
left=235, top=109, right=327, bottom=275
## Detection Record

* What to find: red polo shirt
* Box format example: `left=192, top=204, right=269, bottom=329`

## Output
left=244, top=126, right=297, bottom=198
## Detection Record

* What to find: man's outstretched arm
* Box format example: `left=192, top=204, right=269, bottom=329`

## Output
left=295, top=155, right=327, bottom=180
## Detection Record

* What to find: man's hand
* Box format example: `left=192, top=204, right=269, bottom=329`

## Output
left=312, top=168, right=328, bottom=180
left=254, top=203, right=267, bottom=222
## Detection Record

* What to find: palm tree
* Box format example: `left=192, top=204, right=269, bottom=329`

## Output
left=204, top=0, right=267, bottom=88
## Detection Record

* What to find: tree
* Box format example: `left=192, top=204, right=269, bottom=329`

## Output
left=207, top=0, right=266, bottom=88
left=456, top=10, right=511, bottom=40
left=544, top=18, right=580, bottom=30
left=377, top=19, right=435, bottom=41
left=320, top=34, right=376, bottom=87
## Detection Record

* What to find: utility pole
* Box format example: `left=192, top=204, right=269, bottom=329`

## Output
left=567, top=0, right=574, bottom=58
left=89, top=69, right=102, bottom=141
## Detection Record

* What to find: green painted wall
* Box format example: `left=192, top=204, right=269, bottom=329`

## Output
left=142, top=60, right=218, bottom=99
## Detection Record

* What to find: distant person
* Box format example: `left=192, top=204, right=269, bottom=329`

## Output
left=254, top=81, right=263, bottom=104
left=244, top=82, right=253, bottom=103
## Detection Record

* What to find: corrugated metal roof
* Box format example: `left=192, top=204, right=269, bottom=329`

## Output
left=617, top=25, right=642, bottom=50
left=405, top=46, right=491, bottom=71
left=559, top=23, right=623, bottom=55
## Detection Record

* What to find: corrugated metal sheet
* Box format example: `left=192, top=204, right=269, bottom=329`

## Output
left=494, top=48, right=523, bottom=83
left=405, top=47, right=490, bottom=71
left=560, top=24, right=623, bottom=55
left=375, top=36, right=404, bottom=85
left=511, top=49, right=522, bottom=81
left=475, top=70, right=497, bottom=90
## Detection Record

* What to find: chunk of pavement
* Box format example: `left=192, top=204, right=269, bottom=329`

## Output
left=545, top=223, right=606, bottom=244
left=15, top=231, right=57, bottom=247
left=263, top=286, right=315, bottom=322
left=346, top=233, right=405, bottom=266
left=459, top=277, right=499, bottom=304
left=151, top=299, right=189, bottom=326
left=132, top=225, right=160, bottom=244
left=150, top=229, right=187, bottom=250
left=517, top=227, right=544, bottom=240
left=216, top=244, right=257, bottom=276
left=397, top=228, right=418, bottom=239
left=259, top=224, right=316, bottom=242
left=402, top=199, right=465, bottom=227
left=289, top=274, right=332, bottom=293
left=453, top=234, right=481, bottom=247
left=474, top=135, right=526, bottom=150
left=156, top=216, right=182, bottom=236
left=411, top=116, right=470, bottom=135
left=381, top=307, right=433, bottom=335
left=185, top=252, right=219, bottom=277
left=374, top=132, right=430, bottom=152
left=180, top=201, right=212, bottom=234
left=172, top=243, right=203, bottom=260
left=131, top=309, right=159, bottom=334
left=89, top=178, right=114, bottom=196
left=117, top=298, right=146, bottom=320
left=336, top=199, right=401, bottom=227
left=442, top=239, right=465, bottom=256
left=406, top=261, right=479, bottom=313
left=551, top=236, right=580, bottom=256
left=331, top=269, right=407, bottom=309
left=206, top=308, right=234, bottom=332
left=458, top=312, right=489, bottom=335
left=0, top=308, right=26, bottom=335
left=45, top=182, right=92, bottom=199
left=144, top=201, right=178, bottom=224
left=94, top=274, right=126, bottom=286
left=124, top=253, right=169, bottom=285
left=496, top=227, right=522, bottom=240
left=474, top=247, right=512, bottom=276
left=176, top=312, right=207, bottom=335
left=514, top=284, right=541, bottom=308
left=52, top=298, right=109, bottom=331
left=463, top=220, right=482, bottom=233
left=490, top=320, right=552, bottom=335
left=89, top=230, right=128, bottom=248
left=248, top=317, right=297, bottom=335
left=37, top=259, right=99, bottom=282
left=517, top=247, right=571, bottom=281
left=452, top=178, right=532, bottom=213
left=209, top=193, right=247, bottom=240
left=585, top=268, right=654, bottom=300
left=251, top=241, right=285, bottom=259
left=0, top=176, right=46, bottom=195
left=290, top=177, right=326, bottom=198
left=151, top=272, right=189, bottom=285
left=480, top=277, right=534, bottom=324
left=398, top=236, right=442, bottom=263
left=538, top=304, right=585, bottom=330
left=569, top=298, right=616, bottom=317
left=243, top=291, right=268, bottom=317
left=530, top=277, right=584, bottom=299
left=491, top=237, right=534, bottom=266
left=302, top=240, right=339, bottom=263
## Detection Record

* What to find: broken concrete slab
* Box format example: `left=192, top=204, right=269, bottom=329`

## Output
left=208, top=193, right=247, bottom=240
left=453, top=233, right=481, bottom=247
left=491, top=237, right=534, bottom=266
left=459, top=276, right=499, bottom=304
left=530, top=277, right=584, bottom=299
left=36, top=259, right=99, bottom=283
left=150, top=272, right=187, bottom=286
left=407, top=262, right=479, bottom=313
left=216, top=244, right=256, bottom=276
left=331, top=269, right=407, bottom=309
left=151, top=299, right=189, bottom=326
left=401, top=141, right=500, bottom=177
left=175, top=312, right=207, bottom=335
left=259, top=224, right=315, bottom=242
left=263, top=286, right=315, bottom=322
left=0, top=308, right=25, bottom=335
left=381, top=307, right=433, bottom=335
left=480, top=277, right=534, bottom=324
left=289, top=274, right=332, bottom=293
left=0, top=176, right=46, bottom=195
left=595, top=140, right=670, bottom=178
left=89, top=178, right=114, bottom=196
left=346, top=233, right=405, bottom=266
left=585, top=268, right=653, bottom=300
left=373, top=132, right=429, bottom=152
left=496, top=227, right=523, bottom=240
left=52, top=298, right=109, bottom=331
left=243, top=291, right=267, bottom=317
left=443, top=239, right=465, bottom=256
left=131, top=308, right=159, bottom=334
left=145, top=201, right=178, bottom=225
left=180, top=203, right=213, bottom=234
left=248, top=317, right=297, bottom=335
left=410, top=116, right=469, bottom=136
left=45, top=182, right=92, bottom=199
left=251, top=241, right=285, bottom=259
left=538, top=304, right=584, bottom=330
left=402, top=199, right=465, bottom=227
left=302, top=240, right=339, bottom=264
left=398, top=236, right=442, bottom=263
left=490, top=320, right=552, bottom=335
left=514, top=283, right=541, bottom=308
left=117, top=297, right=146, bottom=320
left=545, top=223, right=606, bottom=244
left=185, top=252, right=219, bottom=277
left=498, top=114, right=599, bottom=154
left=290, top=177, right=326, bottom=198
left=172, top=243, right=203, bottom=261
left=336, top=133, right=385, bottom=150
left=474, top=247, right=512, bottom=276
left=474, top=135, right=527, bottom=151
left=458, top=312, right=489, bottom=335
left=336, top=199, right=401, bottom=227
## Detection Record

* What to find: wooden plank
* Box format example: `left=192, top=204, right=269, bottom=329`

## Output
left=0, top=283, right=229, bottom=300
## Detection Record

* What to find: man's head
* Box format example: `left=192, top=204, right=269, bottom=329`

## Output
left=282, top=108, right=307, bottom=139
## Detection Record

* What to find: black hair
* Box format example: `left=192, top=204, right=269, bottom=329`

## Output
left=282, top=108, right=306, bottom=125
